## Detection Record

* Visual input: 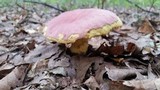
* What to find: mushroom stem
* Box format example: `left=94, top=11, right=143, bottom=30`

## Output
left=70, top=38, right=89, bottom=54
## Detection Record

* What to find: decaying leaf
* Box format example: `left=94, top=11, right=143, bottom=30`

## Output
left=28, top=70, right=57, bottom=89
left=123, top=78, right=160, bottom=90
left=138, top=19, right=156, bottom=34
left=89, top=36, right=108, bottom=49
left=105, top=62, right=147, bottom=81
left=108, top=81, right=135, bottom=90
left=0, top=64, right=29, bottom=90
left=126, top=42, right=140, bottom=55
left=95, top=63, right=107, bottom=83
left=97, top=43, right=124, bottom=56
left=27, top=59, right=48, bottom=77
left=50, top=67, right=67, bottom=76
left=83, top=76, right=99, bottom=90
left=24, top=44, right=59, bottom=63
left=48, top=54, right=70, bottom=69
left=70, top=56, right=103, bottom=83
left=22, top=39, right=36, bottom=53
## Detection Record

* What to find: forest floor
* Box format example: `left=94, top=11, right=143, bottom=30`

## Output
left=0, top=4, right=160, bottom=90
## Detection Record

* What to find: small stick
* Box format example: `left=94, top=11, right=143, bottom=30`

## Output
left=126, top=0, right=159, bottom=15
left=23, top=0, right=64, bottom=12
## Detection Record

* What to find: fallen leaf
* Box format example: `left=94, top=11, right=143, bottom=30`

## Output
left=70, top=56, right=103, bottom=83
left=0, top=64, right=29, bottom=90
left=126, top=42, right=140, bottom=55
left=56, top=76, right=73, bottom=89
left=123, top=78, right=160, bottom=90
left=95, top=63, right=106, bottom=84
left=24, top=44, right=59, bottom=63
left=97, top=43, right=124, bottom=56
left=22, top=39, right=36, bottom=53
left=105, top=67, right=146, bottom=81
left=138, top=19, right=156, bottom=34
left=28, top=70, right=57, bottom=89
left=83, top=76, right=99, bottom=90
left=27, top=59, right=48, bottom=77
left=48, top=54, right=70, bottom=69
left=50, top=67, right=66, bottom=76
left=89, top=36, right=107, bottom=49
left=109, top=45, right=124, bottom=56
left=109, top=81, right=135, bottom=90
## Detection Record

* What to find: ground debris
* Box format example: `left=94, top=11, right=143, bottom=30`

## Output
left=0, top=5, right=160, bottom=90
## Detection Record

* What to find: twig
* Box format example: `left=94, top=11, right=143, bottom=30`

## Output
left=126, top=0, right=159, bottom=15
left=148, top=0, right=156, bottom=11
left=23, top=0, right=64, bottom=12
left=16, top=2, right=31, bottom=12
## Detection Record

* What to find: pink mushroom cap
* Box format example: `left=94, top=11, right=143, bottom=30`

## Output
left=44, top=8, right=123, bottom=43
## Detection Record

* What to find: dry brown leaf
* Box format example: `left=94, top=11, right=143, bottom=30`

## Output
left=123, top=78, right=160, bottom=90
left=97, top=43, right=124, bottom=56
left=24, top=44, right=59, bottom=63
left=109, top=81, right=135, bottom=90
left=83, top=76, right=99, bottom=90
left=95, top=63, right=106, bottom=84
left=0, top=64, right=29, bottom=90
left=48, top=54, right=70, bottom=69
left=109, top=45, right=124, bottom=56
left=126, top=42, right=141, bottom=55
left=138, top=19, right=156, bottom=34
left=56, top=77, right=73, bottom=89
left=104, top=61, right=148, bottom=81
left=50, top=67, right=67, bottom=76
left=70, top=56, right=103, bottom=83
left=22, top=39, right=36, bottom=53
left=106, top=67, right=146, bottom=81
left=28, top=70, right=57, bottom=89
left=28, top=59, right=48, bottom=77
left=89, top=36, right=108, bottom=49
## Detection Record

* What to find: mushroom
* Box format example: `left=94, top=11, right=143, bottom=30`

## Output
left=44, top=8, right=123, bottom=54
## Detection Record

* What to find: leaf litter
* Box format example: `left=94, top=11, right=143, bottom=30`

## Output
left=0, top=4, right=160, bottom=90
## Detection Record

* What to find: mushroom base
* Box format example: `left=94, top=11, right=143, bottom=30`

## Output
left=70, top=38, right=89, bottom=54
